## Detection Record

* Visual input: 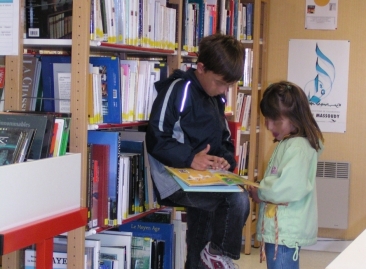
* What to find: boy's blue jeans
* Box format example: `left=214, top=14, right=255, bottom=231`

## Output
left=265, top=243, right=301, bottom=269
left=168, top=189, right=250, bottom=269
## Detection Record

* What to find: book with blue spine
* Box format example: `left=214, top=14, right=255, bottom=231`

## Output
left=89, top=56, right=122, bottom=124
left=119, top=221, right=174, bottom=269
left=40, top=55, right=71, bottom=112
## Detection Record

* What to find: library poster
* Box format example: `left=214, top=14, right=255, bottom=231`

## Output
left=287, top=39, right=350, bottom=133
left=305, top=0, right=338, bottom=30
left=0, top=0, right=19, bottom=55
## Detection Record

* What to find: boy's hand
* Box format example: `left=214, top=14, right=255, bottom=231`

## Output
left=191, top=144, right=230, bottom=171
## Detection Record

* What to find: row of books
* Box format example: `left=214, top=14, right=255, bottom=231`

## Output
left=21, top=54, right=169, bottom=125
left=235, top=92, right=252, bottom=131
left=25, top=0, right=255, bottom=53
left=91, top=0, right=178, bottom=50
left=25, top=0, right=178, bottom=51
left=0, top=111, right=71, bottom=166
left=24, top=210, right=184, bottom=269
left=86, top=129, right=157, bottom=230
left=182, top=0, right=254, bottom=52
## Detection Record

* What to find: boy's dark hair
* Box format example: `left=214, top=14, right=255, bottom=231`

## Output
left=260, top=81, right=324, bottom=151
left=197, top=33, right=245, bottom=83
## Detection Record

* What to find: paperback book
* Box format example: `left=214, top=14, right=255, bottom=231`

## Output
left=165, top=166, right=259, bottom=192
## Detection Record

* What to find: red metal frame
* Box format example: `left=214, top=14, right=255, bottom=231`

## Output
left=0, top=208, right=87, bottom=268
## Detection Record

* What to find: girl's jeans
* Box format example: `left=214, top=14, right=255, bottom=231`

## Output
left=168, top=189, right=250, bottom=269
left=265, top=243, right=301, bottom=269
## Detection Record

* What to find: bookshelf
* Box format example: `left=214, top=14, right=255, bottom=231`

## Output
left=2, top=0, right=269, bottom=267
left=237, top=0, right=270, bottom=255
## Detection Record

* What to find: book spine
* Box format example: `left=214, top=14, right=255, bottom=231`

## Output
left=245, top=3, right=253, bottom=40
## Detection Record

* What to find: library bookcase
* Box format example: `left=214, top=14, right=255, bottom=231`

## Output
left=238, top=0, right=270, bottom=255
left=2, top=0, right=269, bottom=267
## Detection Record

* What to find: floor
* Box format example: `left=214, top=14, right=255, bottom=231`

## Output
left=237, top=239, right=352, bottom=269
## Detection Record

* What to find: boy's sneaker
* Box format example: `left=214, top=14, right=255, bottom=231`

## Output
left=200, top=242, right=239, bottom=269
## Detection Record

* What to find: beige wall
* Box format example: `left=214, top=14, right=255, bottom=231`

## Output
left=265, top=0, right=366, bottom=240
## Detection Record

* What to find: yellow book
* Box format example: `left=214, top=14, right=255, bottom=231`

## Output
left=165, top=166, right=259, bottom=188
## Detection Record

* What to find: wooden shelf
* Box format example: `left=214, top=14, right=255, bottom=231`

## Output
left=23, top=39, right=176, bottom=56
left=241, top=0, right=270, bottom=255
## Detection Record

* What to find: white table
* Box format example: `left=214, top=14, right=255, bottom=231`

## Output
left=326, top=229, right=366, bottom=268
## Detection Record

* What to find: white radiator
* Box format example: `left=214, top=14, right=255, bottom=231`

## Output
left=316, top=161, right=350, bottom=229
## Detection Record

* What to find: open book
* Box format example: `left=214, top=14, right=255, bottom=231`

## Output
left=165, top=166, right=259, bottom=192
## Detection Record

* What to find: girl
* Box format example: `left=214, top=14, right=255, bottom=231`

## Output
left=249, top=81, right=324, bottom=269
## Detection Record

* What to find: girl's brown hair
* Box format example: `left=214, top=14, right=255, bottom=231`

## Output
left=260, top=81, right=324, bottom=151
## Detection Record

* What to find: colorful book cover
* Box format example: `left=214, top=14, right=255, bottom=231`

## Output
left=88, top=130, right=120, bottom=225
left=0, top=112, right=55, bottom=159
left=22, top=55, right=40, bottom=111
left=120, top=140, right=146, bottom=214
left=118, top=130, right=156, bottom=212
left=89, top=57, right=122, bottom=124
left=165, top=166, right=259, bottom=187
left=172, top=175, right=243, bottom=192
left=24, top=249, right=68, bottom=269
left=0, top=127, right=33, bottom=166
left=25, top=0, right=73, bottom=39
left=40, top=55, right=71, bottom=112
left=131, top=236, right=152, bottom=269
left=88, top=231, right=133, bottom=269
left=119, top=221, right=174, bottom=269
left=91, top=143, right=110, bottom=228
left=100, top=246, right=125, bottom=269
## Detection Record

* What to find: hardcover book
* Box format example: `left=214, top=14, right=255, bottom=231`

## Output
left=53, top=63, right=72, bottom=113
left=165, top=166, right=259, bottom=190
left=88, top=130, right=121, bottom=225
left=0, top=64, right=4, bottom=112
left=120, top=140, right=146, bottom=214
left=131, top=236, right=152, bottom=269
left=53, top=236, right=100, bottom=269
left=24, top=249, right=68, bottom=269
left=40, top=55, right=72, bottom=112
left=88, top=231, right=133, bottom=269
left=0, top=112, right=55, bottom=159
left=0, top=127, right=35, bottom=166
left=119, top=221, right=174, bottom=269
left=118, top=130, right=155, bottom=211
left=89, top=57, right=122, bottom=124
left=25, top=0, right=73, bottom=39
left=6, top=111, right=72, bottom=156
left=91, top=143, right=110, bottom=228
left=100, top=246, right=126, bottom=269
left=22, top=55, right=41, bottom=111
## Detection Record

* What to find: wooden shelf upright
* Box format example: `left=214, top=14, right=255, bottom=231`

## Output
left=241, top=0, right=270, bottom=255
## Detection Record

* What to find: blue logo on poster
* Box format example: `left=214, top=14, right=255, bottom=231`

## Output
left=304, top=43, right=335, bottom=104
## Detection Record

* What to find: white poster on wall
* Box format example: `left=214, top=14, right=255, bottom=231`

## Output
left=287, top=39, right=350, bottom=133
left=0, top=0, right=19, bottom=55
left=305, top=0, right=338, bottom=30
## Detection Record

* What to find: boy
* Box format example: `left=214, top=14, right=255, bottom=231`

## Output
left=146, top=33, right=249, bottom=269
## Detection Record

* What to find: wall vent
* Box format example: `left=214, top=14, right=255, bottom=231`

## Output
left=316, top=161, right=350, bottom=229
left=316, top=161, right=350, bottom=179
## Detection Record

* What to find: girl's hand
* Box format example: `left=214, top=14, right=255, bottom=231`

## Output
left=248, top=186, right=261, bottom=203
